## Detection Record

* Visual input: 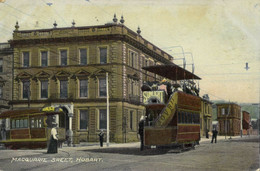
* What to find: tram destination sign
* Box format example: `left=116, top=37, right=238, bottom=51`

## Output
left=143, top=91, right=165, bottom=104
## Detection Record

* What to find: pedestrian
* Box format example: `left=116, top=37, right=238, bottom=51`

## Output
left=138, top=116, right=145, bottom=151
left=206, top=129, right=209, bottom=139
left=47, top=122, right=58, bottom=153
left=211, top=128, right=218, bottom=143
left=98, top=130, right=104, bottom=147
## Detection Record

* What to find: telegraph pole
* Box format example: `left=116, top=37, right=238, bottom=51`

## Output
left=106, top=72, right=110, bottom=147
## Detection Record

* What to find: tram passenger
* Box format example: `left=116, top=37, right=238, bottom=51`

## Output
left=138, top=116, right=145, bottom=151
left=47, top=123, right=58, bottom=154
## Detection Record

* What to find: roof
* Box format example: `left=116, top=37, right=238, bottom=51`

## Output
left=142, top=64, right=201, bottom=80
left=0, top=109, right=63, bottom=118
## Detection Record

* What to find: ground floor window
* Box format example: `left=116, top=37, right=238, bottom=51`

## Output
left=80, top=110, right=88, bottom=130
left=99, top=109, right=107, bottom=130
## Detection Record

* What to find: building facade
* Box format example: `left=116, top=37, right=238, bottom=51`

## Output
left=0, top=43, right=13, bottom=113
left=10, top=18, right=173, bottom=143
left=242, top=111, right=250, bottom=135
left=200, top=94, right=213, bottom=137
left=217, top=103, right=241, bottom=136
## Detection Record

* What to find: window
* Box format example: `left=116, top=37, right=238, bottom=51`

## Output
left=99, top=109, right=107, bottom=130
left=178, top=112, right=181, bottom=123
left=80, top=110, right=88, bottom=130
left=99, top=78, right=106, bottom=97
left=41, top=51, right=48, bottom=67
left=0, top=58, right=3, bottom=72
left=80, top=79, right=88, bottom=97
left=129, top=51, right=137, bottom=68
left=0, top=86, right=2, bottom=99
left=23, top=80, right=30, bottom=99
left=30, top=117, right=43, bottom=128
left=60, top=50, right=67, bottom=66
left=11, top=119, right=28, bottom=129
left=130, top=111, right=133, bottom=130
left=99, top=47, right=107, bottom=64
left=41, top=80, right=48, bottom=98
left=60, top=80, right=68, bottom=98
left=23, top=52, right=29, bottom=67
left=80, top=49, right=87, bottom=65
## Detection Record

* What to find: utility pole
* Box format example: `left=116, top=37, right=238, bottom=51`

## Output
left=106, top=72, right=110, bottom=147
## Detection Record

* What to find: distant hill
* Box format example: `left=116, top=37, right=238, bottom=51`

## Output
left=211, top=101, right=259, bottom=121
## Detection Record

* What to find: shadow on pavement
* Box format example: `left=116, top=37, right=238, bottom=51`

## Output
left=82, top=147, right=171, bottom=156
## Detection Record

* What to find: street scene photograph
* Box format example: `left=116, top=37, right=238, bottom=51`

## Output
left=0, top=0, right=259, bottom=170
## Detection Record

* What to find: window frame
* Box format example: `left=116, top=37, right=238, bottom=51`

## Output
left=99, top=109, right=107, bottom=130
left=99, top=47, right=108, bottom=64
left=0, top=58, right=3, bottom=72
left=80, top=110, right=88, bottom=130
left=22, top=80, right=30, bottom=99
left=98, top=77, right=107, bottom=97
left=60, top=80, right=68, bottom=99
left=40, top=50, right=48, bottom=67
left=79, top=79, right=88, bottom=98
left=79, top=48, right=88, bottom=65
left=59, top=49, right=68, bottom=66
left=40, top=80, right=48, bottom=99
left=22, top=51, right=30, bottom=67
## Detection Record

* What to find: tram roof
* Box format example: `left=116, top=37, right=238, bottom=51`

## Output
left=142, top=64, right=201, bottom=80
left=0, top=109, right=63, bottom=118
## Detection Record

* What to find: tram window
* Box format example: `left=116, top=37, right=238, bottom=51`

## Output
left=20, top=120, right=24, bottom=128
left=31, top=118, right=35, bottom=128
left=39, top=119, right=42, bottom=128
left=185, top=112, right=188, bottom=123
left=182, top=112, right=185, bottom=123
left=16, top=120, right=19, bottom=128
left=24, top=119, right=28, bottom=128
left=178, top=112, right=181, bottom=123
left=191, top=113, right=194, bottom=124
left=12, top=120, right=15, bottom=129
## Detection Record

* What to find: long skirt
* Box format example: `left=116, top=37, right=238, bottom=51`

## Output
left=47, top=136, right=58, bottom=154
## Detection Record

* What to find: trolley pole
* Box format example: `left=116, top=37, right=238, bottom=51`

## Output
left=106, top=72, right=110, bottom=147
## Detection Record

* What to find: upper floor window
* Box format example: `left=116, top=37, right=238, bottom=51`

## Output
left=23, top=52, right=30, bottom=67
left=80, top=79, right=88, bottom=98
left=99, top=109, right=107, bottom=130
left=99, top=78, right=106, bottom=97
left=99, top=47, right=107, bottom=64
left=130, top=111, right=133, bottom=130
left=60, top=80, right=68, bottom=98
left=0, top=58, right=3, bottom=72
left=41, top=80, right=48, bottom=98
left=41, top=51, right=48, bottom=67
left=79, top=49, right=87, bottom=65
left=129, top=51, right=135, bottom=68
left=22, top=80, right=30, bottom=99
left=60, top=50, right=67, bottom=66
left=80, top=110, right=88, bottom=130
left=0, top=86, right=2, bottom=99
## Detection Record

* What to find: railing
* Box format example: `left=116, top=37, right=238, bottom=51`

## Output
left=0, top=43, right=10, bottom=50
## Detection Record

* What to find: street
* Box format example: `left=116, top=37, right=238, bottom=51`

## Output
left=0, top=135, right=259, bottom=171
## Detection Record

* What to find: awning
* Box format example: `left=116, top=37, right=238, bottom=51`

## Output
left=142, top=64, right=201, bottom=80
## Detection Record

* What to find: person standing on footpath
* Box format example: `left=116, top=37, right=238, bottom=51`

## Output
left=98, top=130, right=104, bottom=147
left=211, top=128, right=218, bottom=143
left=138, top=116, right=145, bottom=151
left=47, top=122, right=58, bottom=153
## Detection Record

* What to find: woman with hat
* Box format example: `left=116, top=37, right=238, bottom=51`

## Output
left=47, top=122, right=58, bottom=153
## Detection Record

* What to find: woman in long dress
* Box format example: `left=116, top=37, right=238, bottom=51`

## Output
left=47, top=123, right=58, bottom=153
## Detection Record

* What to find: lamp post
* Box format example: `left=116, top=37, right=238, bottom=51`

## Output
left=106, top=72, right=110, bottom=147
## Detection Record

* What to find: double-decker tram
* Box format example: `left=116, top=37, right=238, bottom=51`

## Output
left=141, top=64, right=201, bottom=149
left=0, top=107, right=66, bottom=149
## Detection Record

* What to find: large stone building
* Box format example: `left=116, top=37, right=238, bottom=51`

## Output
left=0, top=43, right=13, bottom=113
left=217, top=103, right=241, bottom=136
left=200, top=94, right=213, bottom=137
left=10, top=17, right=174, bottom=143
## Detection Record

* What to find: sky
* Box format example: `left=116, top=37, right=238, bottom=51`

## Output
left=0, top=0, right=259, bottom=103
